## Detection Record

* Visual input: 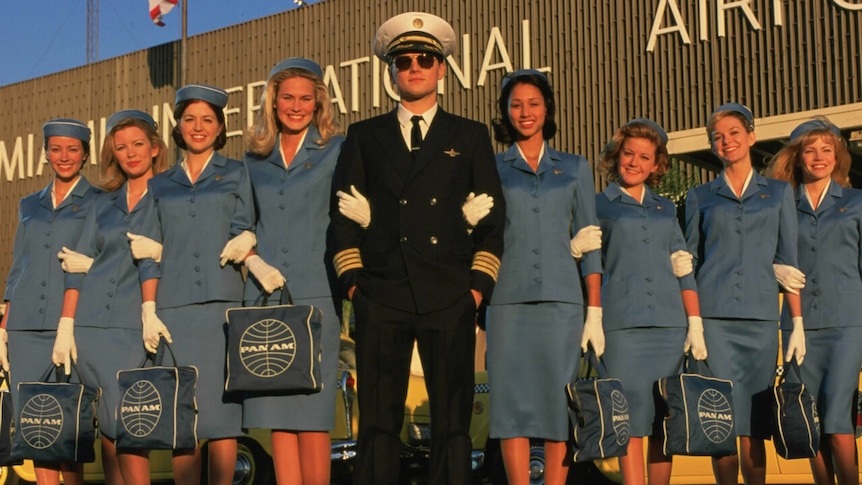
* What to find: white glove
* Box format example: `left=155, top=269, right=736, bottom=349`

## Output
left=684, top=316, right=708, bottom=360
left=219, top=230, right=257, bottom=266
left=462, top=192, right=494, bottom=227
left=785, top=316, right=806, bottom=365
left=670, top=250, right=694, bottom=278
left=57, top=247, right=94, bottom=273
left=142, top=301, right=172, bottom=353
left=52, top=317, right=77, bottom=375
left=570, top=225, right=602, bottom=259
left=580, top=306, right=605, bottom=357
left=774, top=264, right=806, bottom=295
left=245, top=255, right=286, bottom=294
left=127, top=233, right=163, bottom=263
left=0, top=328, right=9, bottom=372
left=337, top=185, right=371, bottom=229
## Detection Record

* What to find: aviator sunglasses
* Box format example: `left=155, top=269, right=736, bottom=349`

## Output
left=392, top=53, right=438, bottom=71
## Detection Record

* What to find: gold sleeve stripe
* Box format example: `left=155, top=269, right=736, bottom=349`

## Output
left=333, top=248, right=363, bottom=277
left=471, top=251, right=501, bottom=282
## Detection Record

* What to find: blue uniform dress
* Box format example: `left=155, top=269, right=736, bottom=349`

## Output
left=241, top=127, right=343, bottom=430
left=4, top=178, right=99, bottom=406
left=684, top=171, right=798, bottom=437
left=597, top=183, right=695, bottom=437
left=143, top=152, right=254, bottom=439
left=66, top=184, right=158, bottom=439
left=487, top=143, right=601, bottom=441
left=780, top=182, right=862, bottom=434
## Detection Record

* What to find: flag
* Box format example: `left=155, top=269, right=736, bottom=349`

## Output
left=149, top=0, right=178, bottom=26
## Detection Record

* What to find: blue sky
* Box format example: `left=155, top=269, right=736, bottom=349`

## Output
left=0, top=0, right=310, bottom=87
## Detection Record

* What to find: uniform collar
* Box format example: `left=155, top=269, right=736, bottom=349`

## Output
left=502, top=141, right=559, bottom=175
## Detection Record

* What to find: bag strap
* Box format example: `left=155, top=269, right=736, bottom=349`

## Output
left=578, top=348, right=610, bottom=379
left=779, top=357, right=804, bottom=386
left=38, top=362, right=85, bottom=384
left=672, top=352, right=716, bottom=377
left=259, top=286, right=295, bottom=306
left=152, top=336, right=179, bottom=367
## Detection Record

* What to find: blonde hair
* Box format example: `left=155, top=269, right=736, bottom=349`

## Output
left=600, top=122, right=670, bottom=187
left=766, top=117, right=851, bottom=188
left=99, top=118, right=169, bottom=192
left=245, top=68, right=341, bottom=156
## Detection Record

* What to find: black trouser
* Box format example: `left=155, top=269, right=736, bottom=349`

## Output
left=352, top=289, right=476, bottom=485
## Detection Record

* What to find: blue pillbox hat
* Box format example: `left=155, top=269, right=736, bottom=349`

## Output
left=711, top=102, right=754, bottom=130
left=42, top=118, right=91, bottom=143
left=269, top=57, right=323, bottom=80
left=106, top=109, right=156, bottom=134
left=626, top=118, right=668, bottom=143
left=175, top=83, right=228, bottom=108
left=790, top=119, right=842, bottom=141
left=502, top=69, right=548, bottom=88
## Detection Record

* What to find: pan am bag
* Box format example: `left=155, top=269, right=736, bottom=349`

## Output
left=12, top=364, right=100, bottom=463
left=771, top=358, right=819, bottom=459
left=225, top=288, right=323, bottom=394
left=116, top=339, right=198, bottom=450
left=658, top=353, right=736, bottom=456
left=0, top=371, right=15, bottom=465
left=565, top=349, right=630, bottom=461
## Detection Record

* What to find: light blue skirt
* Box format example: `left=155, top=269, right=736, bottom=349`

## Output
left=603, top=327, right=685, bottom=437
left=160, top=302, right=242, bottom=439
left=486, top=302, right=582, bottom=441
left=785, top=326, right=862, bottom=434
left=76, top=327, right=147, bottom=440
left=703, top=318, right=778, bottom=437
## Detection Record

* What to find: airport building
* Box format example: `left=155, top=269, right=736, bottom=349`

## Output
left=1, top=0, right=860, bottom=282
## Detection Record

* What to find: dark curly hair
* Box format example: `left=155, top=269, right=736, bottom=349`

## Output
left=492, top=71, right=557, bottom=144
left=171, top=99, right=228, bottom=151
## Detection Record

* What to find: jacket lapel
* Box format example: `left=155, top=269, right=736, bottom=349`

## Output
left=372, top=110, right=411, bottom=181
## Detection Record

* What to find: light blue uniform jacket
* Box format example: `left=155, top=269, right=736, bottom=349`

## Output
left=242, top=127, right=344, bottom=303
left=65, top=185, right=160, bottom=329
left=597, top=183, right=696, bottom=331
left=490, top=143, right=601, bottom=305
left=4, top=178, right=99, bottom=330
left=685, top=171, right=798, bottom=321
left=144, top=152, right=254, bottom=309
left=780, top=183, right=862, bottom=330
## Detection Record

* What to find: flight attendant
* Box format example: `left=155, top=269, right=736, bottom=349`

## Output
left=596, top=119, right=704, bottom=485
left=132, top=84, right=254, bottom=485
left=58, top=109, right=168, bottom=485
left=241, top=57, right=343, bottom=485
left=766, top=117, right=861, bottom=485
left=684, top=103, right=804, bottom=485
left=1, top=118, right=99, bottom=485
left=485, top=69, right=602, bottom=485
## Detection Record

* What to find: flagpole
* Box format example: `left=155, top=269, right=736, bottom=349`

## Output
left=180, top=0, right=187, bottom=86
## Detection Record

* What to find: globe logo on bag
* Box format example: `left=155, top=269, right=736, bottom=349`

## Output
left=611, top=389, right=630, bottom=445
left=120, top=380, right=162, bottom=437
left=240, top=318, right=296, bottom=377
left=698, top=388, right=734, bottom=443
left=19, top=394, right=64, bottom=449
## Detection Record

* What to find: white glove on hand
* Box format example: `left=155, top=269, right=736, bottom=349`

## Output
left=337, top=185, right=371, bottom=228
left=57, top=247, right=94, bottom=273
left=52, top=317, right=77, bottom=375
left=127, top=233, right=163, bottom=263
left=774, top=264, right=806, bottom=295
left=580, top=306, right=606, bottom=357
left=219, top=230, right=257, bottom=266
left=0, top=328, right=9, bottom=372
left=245, top=255, right=286, bottom=294
left=670, top=250, right=694, bottom=278
left=684, top=316, right=708, bottom=360
left=785, top=316, right=806, bottom=365
left=142, top=301, right=172, bottom=353
left=570, top=225, right=602, bottom=259
left=462, top=192, right=494, bottom=227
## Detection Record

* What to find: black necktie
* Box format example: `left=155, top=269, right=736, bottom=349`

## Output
left=410, top=115, right=423, bottom=152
